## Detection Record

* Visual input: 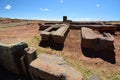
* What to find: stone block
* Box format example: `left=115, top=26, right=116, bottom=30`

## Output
left=40, top=24, right=61, bottom=41
left=24, top=47, right=37, bottom=64
left=51, top=24, right=69, bottom=44
left=81, top=27, right=114, bottom=51
left=29, top=53, right=83, bottom=80
left=63, top=16, right=67, bottom=22
left=40, top=24, right=69, bottom=44
left=0, top=42, right=28, bottom=74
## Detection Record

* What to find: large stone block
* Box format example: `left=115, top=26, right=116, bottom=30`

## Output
left=40, top=24, right=69, bottom=44
left=81, top=27, right=114, bottom=51
left=0, top=42, right=28, bottom=74
left=40, top=24, right=61, bottom=41
left=24, top=47, right=37, bottom=64
left=29, top=53, right=83, bottom=80
left=51, top=24, right=69, bottom=44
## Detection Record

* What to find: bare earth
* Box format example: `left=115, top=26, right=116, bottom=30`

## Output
left=0, top=23, right=120, bottom=79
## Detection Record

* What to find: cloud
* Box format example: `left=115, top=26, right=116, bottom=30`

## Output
left=60, top=0, right=64, bottom=3
left=5, top=4, right=11, bottom=10
left=40, top=8, right=49, bottom=11
left=96, top=4, right=100, bottom=7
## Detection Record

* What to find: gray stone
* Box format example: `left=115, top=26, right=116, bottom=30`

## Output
left=29, top=53, right=83, bottom=80
left=0, top=42, right=28, bottom=74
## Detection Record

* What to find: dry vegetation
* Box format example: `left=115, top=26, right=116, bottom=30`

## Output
left=0, top=19, right=120, bottom=80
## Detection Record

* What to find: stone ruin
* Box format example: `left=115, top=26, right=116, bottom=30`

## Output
left=1, top=16, right=119, bottom=80
left=39, top=22, right=63, bottom=30
left=40, top=24, right=69, bottom=44
left=29, top=53, right=83, bottom=80
left=39, top=16, right=118, bottom=34
left=81, top=27, right=114, bottom=51
left=39, top=16, right=117, bottom=51
left=0, top=42, right=37, bottom=79
left=69, top=21, right=118, bottom=34
left=0, top=42, right=83, bottom=80
left=0, top=42, right=28, bottom=74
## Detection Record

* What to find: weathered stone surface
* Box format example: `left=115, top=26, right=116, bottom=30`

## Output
left=40, top=27, right=52, bottom=41
left=52, top=24, right=69, bottom=44
left=39, top=22, right=63, bottom=30
left=24, top=47, right=37, bottom=64
left=81, top=27, right=114, bottom=50
left=69, top=21, right=117, bottom=34
left=40, top=24, right=69, bottom=43
left=29, top=53, right=83, bottom=80
left=40, top=24, right=61, bottom=41
left=114, top=24, right=120, bottom=31
left=0, top=42, right=28, bottom=74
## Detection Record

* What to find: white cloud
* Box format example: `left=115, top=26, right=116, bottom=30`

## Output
left=5, top=4, right=11, bottom=10
left=60, top=0, right=64, bottom=3
left=96, top=4, right=100, bottom=7
left=40, top=8, right=49, bottom=11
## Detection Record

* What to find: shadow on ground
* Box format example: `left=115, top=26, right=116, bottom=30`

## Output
left=0, top=65, right=19, bottom=80
left=81, top=47, right=116, bottom=64
left=39, top=40, right=64, bottom=51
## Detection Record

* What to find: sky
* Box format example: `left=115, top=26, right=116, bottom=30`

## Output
left=0, top=0, right=120, bottom=21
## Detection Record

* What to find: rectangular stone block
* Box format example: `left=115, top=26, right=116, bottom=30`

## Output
left=81, top=27, right=114, bottom=50
left=24, top=47, right=37, bottom=64
left=51, top=24, right=69, bottom=44
left=40, top=24, right=61, bottom=41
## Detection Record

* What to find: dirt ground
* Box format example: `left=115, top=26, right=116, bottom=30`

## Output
left=0, top=24, right=39, bottom=44
left=0, top=23, right=120, bottom=79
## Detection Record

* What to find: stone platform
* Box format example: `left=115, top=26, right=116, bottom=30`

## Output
left=29, top=53, right=83, bottom=80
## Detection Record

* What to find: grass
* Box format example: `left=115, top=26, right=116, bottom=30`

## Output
left=110, top=75, right=120, bottom=80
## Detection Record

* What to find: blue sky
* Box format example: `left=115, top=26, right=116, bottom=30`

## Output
left=0, top=0, right=120, bottom=21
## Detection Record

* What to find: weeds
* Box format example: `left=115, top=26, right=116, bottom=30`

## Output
left=34, top=36, right=40, bottom=41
